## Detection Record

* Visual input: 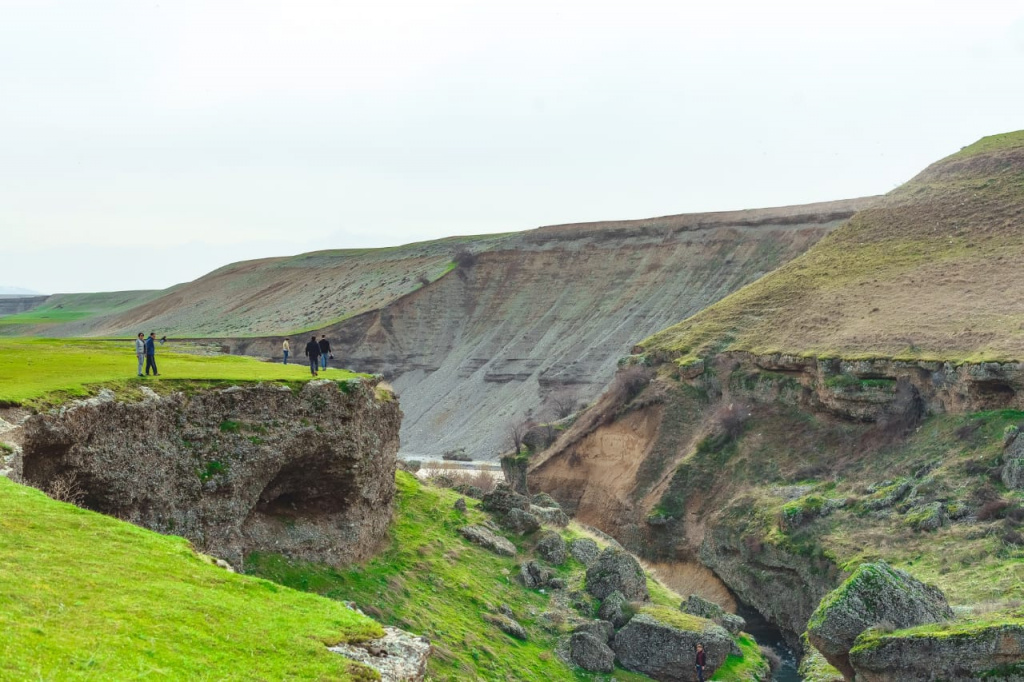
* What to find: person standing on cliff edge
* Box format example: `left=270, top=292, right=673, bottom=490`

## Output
left=135, top=332, right=146, bottom=376
left=695, top=643, right=706, bottom=682
left=304, top=335, right=321, bottom=377
left=145, top=332, right=159, bottom=376
left=282, top=338, right=290, bottom=365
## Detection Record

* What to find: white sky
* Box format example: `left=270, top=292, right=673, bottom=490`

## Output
left=2, top=0, right=1023, bottom=294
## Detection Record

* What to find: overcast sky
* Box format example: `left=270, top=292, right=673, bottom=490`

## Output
left=2, top=0, right=1023, bottom=294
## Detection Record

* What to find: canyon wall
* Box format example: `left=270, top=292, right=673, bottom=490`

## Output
left=18, top=379, right=400, bottom=569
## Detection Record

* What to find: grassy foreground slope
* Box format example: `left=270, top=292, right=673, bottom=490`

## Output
left=0, top=338, right=363, bottom=406
left=0, top=477, right=382, bottom=681
left=642, top=131, right=1024, bottom=363
left=250, top=472, right=769, bottom=681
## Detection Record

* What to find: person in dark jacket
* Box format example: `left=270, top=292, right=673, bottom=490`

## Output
left=305, top=336, right=321, bottom=376
left=145, top=332, right=159, bottom=376
left=695, top=643, right=706, bottom=682
left=318, top=335, right=331, bottom=370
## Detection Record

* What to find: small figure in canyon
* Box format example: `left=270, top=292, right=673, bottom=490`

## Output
left=282, top=338, right=290, bottom=365
left=695, top=642, right=706, bottom=682
left=135, top=332, right=146, bottom=376
left=145, top=332, right=159, bottom=376
left=305, top=336, right=321, bottom=377
left=318, top=335, right=332, bottom=370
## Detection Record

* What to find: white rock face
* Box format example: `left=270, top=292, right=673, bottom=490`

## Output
left=330, top=627, right=431, bottom=681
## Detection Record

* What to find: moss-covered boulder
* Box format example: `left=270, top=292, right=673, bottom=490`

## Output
left=807, top=562, right=952, bottom=680
left=598, top=590, right=632, bottom=628
left=612, top=606, right=732, bottom=681
left=798, top=632, right=844, bottom=682
left=585, top=547, right=649, bottom=601
left=849, top=620, right=1024, bottom=681
left=568, top=631, right=615, bottom=673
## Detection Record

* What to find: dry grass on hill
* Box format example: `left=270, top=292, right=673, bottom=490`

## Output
left=642, top=131, right=1024, bottom=363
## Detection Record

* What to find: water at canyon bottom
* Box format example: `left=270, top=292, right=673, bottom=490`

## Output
left=735, top=604, right=802, bottom=681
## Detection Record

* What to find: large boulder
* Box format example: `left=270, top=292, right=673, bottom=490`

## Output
left=1003, top=458, right=1024, bottom=490
left=612, top=606, right=732, bottom=681
left=329, top=626, right=431, bottom=681
left=573, top=620, right=615, bottom=644
left=482, top=484, right=531, bottom=516
left=502, top=507, right=541, bottom=534
left=585, top=547, right=649, bottom=601
left=519, top=560, right=557, bottom=589
left=807, top=562, right=953, bottom=680
left=680, top=594, right=746, bottom=634
left=458, top=525, right=516, bottom=557
left=849, top=621, right=1024, bottom=681
left=568, top=632, right=615, bottom=673
left=598, top=590, right=632, bottom=628
left=536, top=530, right=567, bottom=565
left=569, top=538, right=601, bottom=566
left=531, top=504, right=569, bottom=527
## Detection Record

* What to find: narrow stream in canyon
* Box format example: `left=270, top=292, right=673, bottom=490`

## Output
left=735, top=603, right=802, bottom=681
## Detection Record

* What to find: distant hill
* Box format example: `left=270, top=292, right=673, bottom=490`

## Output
left=0, top=286, right=44, bottom=296
left=641, top=131, right=1024, bottom=364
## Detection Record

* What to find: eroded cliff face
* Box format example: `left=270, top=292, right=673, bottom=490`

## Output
left=226, top=199, right=877, bottom=459
left=19, top=380, right=400, bottom=569
left=528, top=351, right=1024, bottom=645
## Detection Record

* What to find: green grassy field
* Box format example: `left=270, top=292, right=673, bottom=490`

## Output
left=0, top=476, right=382, bottom=681
left=0, top=338, right=363, bottom=406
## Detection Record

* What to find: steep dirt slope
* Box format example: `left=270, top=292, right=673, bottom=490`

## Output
left=226, top=198, right=875, bottom=458
left=643, top=131, right=1024, bottom=364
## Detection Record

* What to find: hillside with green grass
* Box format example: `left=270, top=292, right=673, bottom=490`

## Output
left=0, top=338, right=364, bottom=407
left=641, top=131, right=1024, bottom=364
left=0, top=290, right=163, bottom=336
left=0, top=476, right=383, bottom=681
left=250, top=472, right=770, bottom=681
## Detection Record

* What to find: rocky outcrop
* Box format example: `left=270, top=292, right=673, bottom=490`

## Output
left=681, top=594, right=746, bottom=635
left=483, top=613, right=528, bottom=640
left=807, top=562, right=953, bottom=680
left=458, top=525, right=516, bottom=557
left=568, top=632, right=615, bottom=673
left=536, top=530, right=567, bottom=564
left=573, top=619, right=614, bottom=644
left=848, top=621, right=1024, bottom=681
left=612, top=607, right=732, bottom=681
left=598, top=590, right=632, bottom=628
left=329, top=626, right=432, bottom=682
left=19, top=380, right=400, bottom=568
left=585, top=547, right=650, bottom=601
left=569, top=538, right=601, bottom=566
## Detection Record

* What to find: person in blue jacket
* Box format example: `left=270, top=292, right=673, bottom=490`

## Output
left=145, top=332, right=159, bottom=376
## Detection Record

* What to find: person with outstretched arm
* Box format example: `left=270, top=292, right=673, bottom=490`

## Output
left=145, top=332, right=159, bottom=376
left=135, top=332, right=146, bottom=377
left=304, top=336, right=321, bottom=377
